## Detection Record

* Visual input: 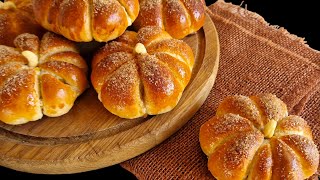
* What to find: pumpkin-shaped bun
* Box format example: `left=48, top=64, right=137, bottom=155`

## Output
left=199, top=94, right=319, bottom=180
left=91, top=26, right=194, bottom=119
left=0, top=32, right=88, bottom=125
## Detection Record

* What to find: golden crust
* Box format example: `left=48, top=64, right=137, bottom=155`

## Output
left=39, top=61, right=88, bottom=93
left=199, top=94, right=319, bottom=180
left=0, top=69, right=42, bottom=125
left=247, top=143, right=273, bottom=180
left=91, top=52, right=134, bottom=93
left=32, top=0, right=139, bottom=42
left=0, top=32, right=88, bottom=124
left=162, top=0, right=190, bottom=39
left=250, top=93, right=288, bottom=125
left=0, top=0, right=45, bottom=47
left=137, top=26, right=171, bottom=46
left=116, top=31, right=138, bottom=46
left=275, top=115, right=313, bottom=139
left=59, top=0, right=92, bottom=42
left=216, top=95, right=264, bottom=129
left=0, top=45, right=28, bottom=66
left=138, top=54, right=183, bottom=115
left=92, top=0, right=127, bottom=42
left=133, top=0, right=205, bottom=39
left=91, top=26, right=194, bottom=119
left=154, top=52, right=191, bottom=86
left=13, top=33, right=40, bottom=54
left=147, top=38, right=195, bottom=68
left=44, top=52, right=88, bottom=73
left=208, top=130, right=264, bottom=180
left=91, top=41, right=133, bottom=68
left=279, top=135, right=319, bottom=178
left=39, top=32, right=78, bottom=61
left=199, top=114, right=256, bottom=156
left=132, top=0, right=163, bottom=29
left=0, top=63, right=25, bottom=87
left=118, top=0, right=139, bottom=20
left=270, top=138, right=304, bottom=180
left=100, top=62, right=146, bottom=119
left=40, top=73, right=76, bottom=117
left=33, top=0, right=92, bottom=42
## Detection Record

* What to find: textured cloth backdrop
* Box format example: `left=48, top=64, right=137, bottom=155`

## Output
left=121, top=0, right=320, bottom=179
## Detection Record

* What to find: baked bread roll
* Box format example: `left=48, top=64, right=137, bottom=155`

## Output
left=0, top=32, right=88, bottom=125
left=199, top=94, right=319, bottom=180
left=32, top=0, right=139, bottom=42
left=91, top=26, right=194, bottom=119
left=133, top=0, right=206, bottom=39
left=0, top=0, right=44, bottom=46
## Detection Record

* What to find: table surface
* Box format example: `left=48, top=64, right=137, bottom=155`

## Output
left=1, top=0, right=319, bottom=178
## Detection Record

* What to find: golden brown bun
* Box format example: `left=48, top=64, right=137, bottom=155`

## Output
left=133, top=0, right=206, bottom=39
left=0, top=0, right=45, bottom=46
left=0, top=32, right=88, bottom=125
left=91, top=26, right=194, bottom=119
left=199, top=94, right=319, bottom=180
left=32, top=0, right=139, bottom=42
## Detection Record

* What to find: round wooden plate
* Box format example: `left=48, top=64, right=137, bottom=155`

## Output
left=0, top=13, right=219, bottom=174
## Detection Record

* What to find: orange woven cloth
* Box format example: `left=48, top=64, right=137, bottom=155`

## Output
left=121, top=0, right=320, bottom=179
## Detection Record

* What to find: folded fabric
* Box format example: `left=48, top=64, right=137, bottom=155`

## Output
left=121, top=0, right=320, bottom=179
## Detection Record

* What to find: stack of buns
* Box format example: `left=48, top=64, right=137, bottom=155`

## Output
left=1, top=1, right=319, bottom=179
left=1, top=0, right=205, bottom=123
left=199, top=94, right=319, bottom=179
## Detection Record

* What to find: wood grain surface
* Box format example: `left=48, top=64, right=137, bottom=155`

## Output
left=0, top=13, right=219, bottom=174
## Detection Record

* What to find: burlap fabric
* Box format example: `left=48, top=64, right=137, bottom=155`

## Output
left=121, top=0, right=320, bottom=179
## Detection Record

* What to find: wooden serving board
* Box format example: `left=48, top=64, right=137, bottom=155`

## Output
left=0, top=13, right=219, bottom=174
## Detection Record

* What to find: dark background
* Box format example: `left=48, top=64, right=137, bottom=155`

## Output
left=221, top=0, right=319, bottom=50
left=1, top=0, right=319, bottom=178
